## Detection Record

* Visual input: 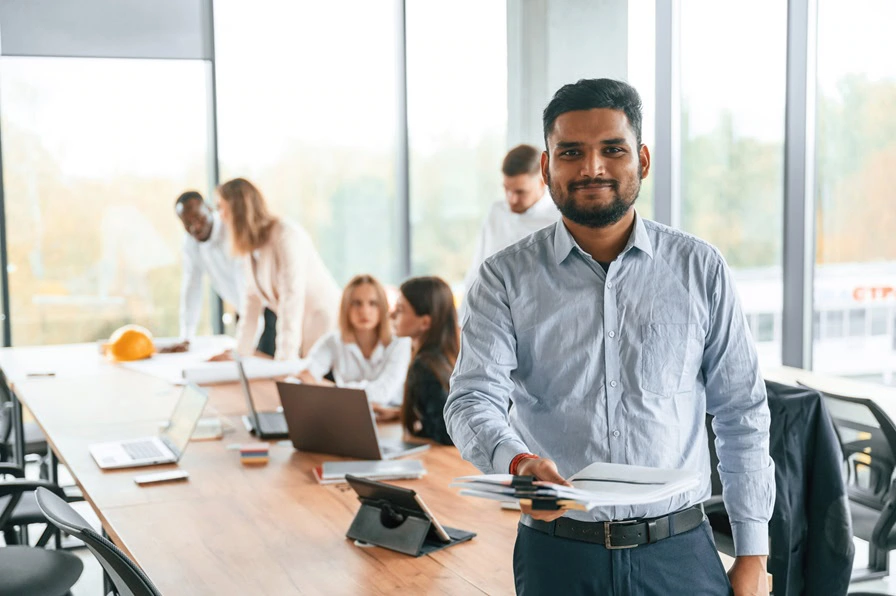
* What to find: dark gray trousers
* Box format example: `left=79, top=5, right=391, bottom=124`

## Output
left=256, top=308, right=277, bottom=357
left=513, top=520, right=733, bottom=596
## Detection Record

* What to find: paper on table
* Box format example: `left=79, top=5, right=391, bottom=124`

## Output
left=119, top=336, right=304, bottom=385
left=182, top=358, right=304, bottom=385
left=452, top=462, right=700, bottom=510
left=119, top=336, right=236, bottom=384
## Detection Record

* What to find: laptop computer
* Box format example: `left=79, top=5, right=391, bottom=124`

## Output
left=235, top=356, right=289, bottom=439
left=276, top=383, right=430, bottom=460
left=89, top=383, right=208, bottom=470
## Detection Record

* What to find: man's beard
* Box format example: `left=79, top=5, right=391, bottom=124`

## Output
left=547, top=168, right=641, bottom=228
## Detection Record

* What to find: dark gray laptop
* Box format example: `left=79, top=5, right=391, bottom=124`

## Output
left=276, top=383, right=430, bottom=460
left=235, top=357, right=289, bottom=440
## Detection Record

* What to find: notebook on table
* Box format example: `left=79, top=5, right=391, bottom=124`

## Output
left=312, top=459, right=426, bottom=485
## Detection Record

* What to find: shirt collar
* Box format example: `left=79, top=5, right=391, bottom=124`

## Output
left=626, top=211, right=654, bottom=259
left=505, top=189, right=554, bottom=218
left=525, top=189, right=554, bottom=216
left=348, top=340, right=385, bottom=364
left=206, top=211, right=223, bottom=245
left=552, top=210, right=654, bottom=265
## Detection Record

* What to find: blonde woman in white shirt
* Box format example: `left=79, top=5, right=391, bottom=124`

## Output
left=297, top=275, right=411, bottom=412
left=211, top=178, right=340, bottom=361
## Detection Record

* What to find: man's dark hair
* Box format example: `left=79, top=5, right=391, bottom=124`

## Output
left=501, top=144, right=541, bottom=177
left=542, top=78, right=643, bottom=147
left=175, top=190, right=204, bottom=210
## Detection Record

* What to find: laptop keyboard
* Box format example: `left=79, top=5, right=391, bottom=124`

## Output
left=257, top=412, right=289, bottom=434
left=122, top=440, right=164, bottom=460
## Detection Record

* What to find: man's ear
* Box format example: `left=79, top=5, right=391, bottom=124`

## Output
left=639, top=144, right=651, bottom=180
left=541, top=151, right=550, bottom=185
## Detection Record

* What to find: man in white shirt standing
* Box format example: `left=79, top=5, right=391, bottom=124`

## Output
left=461, top=145, right=559, bottom=310
left=164, top=191, right=246, bottom=352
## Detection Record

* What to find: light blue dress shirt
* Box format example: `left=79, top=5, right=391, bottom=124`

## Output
left=445, top=213, right=775, bottom=556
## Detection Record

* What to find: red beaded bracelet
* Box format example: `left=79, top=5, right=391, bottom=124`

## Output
left=510, top=453, right=539, bottom=475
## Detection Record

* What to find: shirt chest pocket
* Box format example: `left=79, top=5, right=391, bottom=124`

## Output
left=641, top=323, right=703, bottom=397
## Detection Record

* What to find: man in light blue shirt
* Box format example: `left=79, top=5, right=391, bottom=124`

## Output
left=445, top=79, right=774, bottom=595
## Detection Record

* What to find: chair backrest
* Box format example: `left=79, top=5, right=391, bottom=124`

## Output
left=34, top=487, right=162, bottom=596
left=0, top=369, right=14, bottom=407
left=801, top=382, right=896, bottom=510
left=0, top=402, right=12, bottom=461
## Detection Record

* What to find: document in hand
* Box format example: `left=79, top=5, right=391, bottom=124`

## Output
left=451, top=462, right=700, bottom=511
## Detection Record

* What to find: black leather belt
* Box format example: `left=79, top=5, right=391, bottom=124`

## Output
left=526, top=505, right=705, bottom=549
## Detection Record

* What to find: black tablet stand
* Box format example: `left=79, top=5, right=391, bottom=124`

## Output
left=346, top=497, right=475, bottom=557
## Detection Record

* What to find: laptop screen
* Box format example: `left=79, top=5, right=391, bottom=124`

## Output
left=161, top=384, right=208, bottom=455
left=234, top=357, right=261, bottom=427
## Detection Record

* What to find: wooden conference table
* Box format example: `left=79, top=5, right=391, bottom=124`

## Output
left=1, top=341, right=751, bottom=595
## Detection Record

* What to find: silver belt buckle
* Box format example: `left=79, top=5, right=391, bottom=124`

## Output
left=604, top=519, right=638, bottom=550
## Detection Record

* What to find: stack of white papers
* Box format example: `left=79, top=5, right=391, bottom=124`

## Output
left=313, top=459, right=427, bottom=485
left=452, top=462, right=700, bottom=511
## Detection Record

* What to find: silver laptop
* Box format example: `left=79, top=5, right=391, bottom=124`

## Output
left=89, top=384, right=208, bottom=469
left=276, top=383, right=430, bottom=460
left=235, top=357, right=289, bottom=440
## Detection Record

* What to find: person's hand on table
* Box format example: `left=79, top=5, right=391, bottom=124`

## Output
left=296, top=370, right=318, bottom=384
left=372, top=404, right=400, bottom=422
left=728, top=555, right=769, bottom=596
left=207, top=350, right=233, bottom=362
left=515, top=457, right=573, bottom=522
left=158, top=340, right=190, bottom=354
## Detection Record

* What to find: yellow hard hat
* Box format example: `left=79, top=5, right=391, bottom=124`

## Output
left=103, top=325, right=155, bottom=362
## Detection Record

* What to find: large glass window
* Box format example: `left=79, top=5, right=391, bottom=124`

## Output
left=626, top=0, right=655, bottom=219
left=0, top=58, right=210, bottom=345
left=214, top=0, right=401, bottom=287
left=406, top=0, right=507, bottom=289
left=677, top=1, right=787, bottom=368
left=813, top=0, right=896, bottom=386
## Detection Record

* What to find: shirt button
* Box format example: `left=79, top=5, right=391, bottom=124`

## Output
left=608, top=331, right=616, bottom=338
left=607, top=281, right=613, bottom=288
left=610, top=381, right=618, bottom=388
left=612, top=430, right=621, bottom=438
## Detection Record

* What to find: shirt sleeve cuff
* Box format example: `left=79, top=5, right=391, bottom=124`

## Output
left=731, top=521, right=769, bottom=556
left=492, top=439, right=531, bottom=475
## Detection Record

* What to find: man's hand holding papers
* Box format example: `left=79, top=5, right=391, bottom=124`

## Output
left=516, top=457, right=571, bottom=522
left=452, top=462, right=701, bottom=515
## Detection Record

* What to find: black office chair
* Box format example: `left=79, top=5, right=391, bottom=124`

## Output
left=804, top=383, right=896, bottom=583
left=0, top=462, right=68, bottom=546
left=0, top=477, right=83, bottom=596
left=0, top=402, right=11, bottom=462
left=0, top=546, right=83, bottom=596
left=0, top=374, right=50, bottom=473
left=706, top=381, right=855, bottom=595
left=35, top=487, right=162, bottom=596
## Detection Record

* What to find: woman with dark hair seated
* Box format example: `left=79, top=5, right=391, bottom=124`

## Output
left=390, top=276, right=459, bottom=446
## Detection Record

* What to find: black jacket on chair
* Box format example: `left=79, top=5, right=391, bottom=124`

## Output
left=708, top=380, right=854, bottom=595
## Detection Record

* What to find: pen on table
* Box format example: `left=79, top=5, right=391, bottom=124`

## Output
left=26, top=372, right=56, bottom=377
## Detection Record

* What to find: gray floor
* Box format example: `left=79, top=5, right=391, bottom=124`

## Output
left=849, top=540, right=896, bottom=595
